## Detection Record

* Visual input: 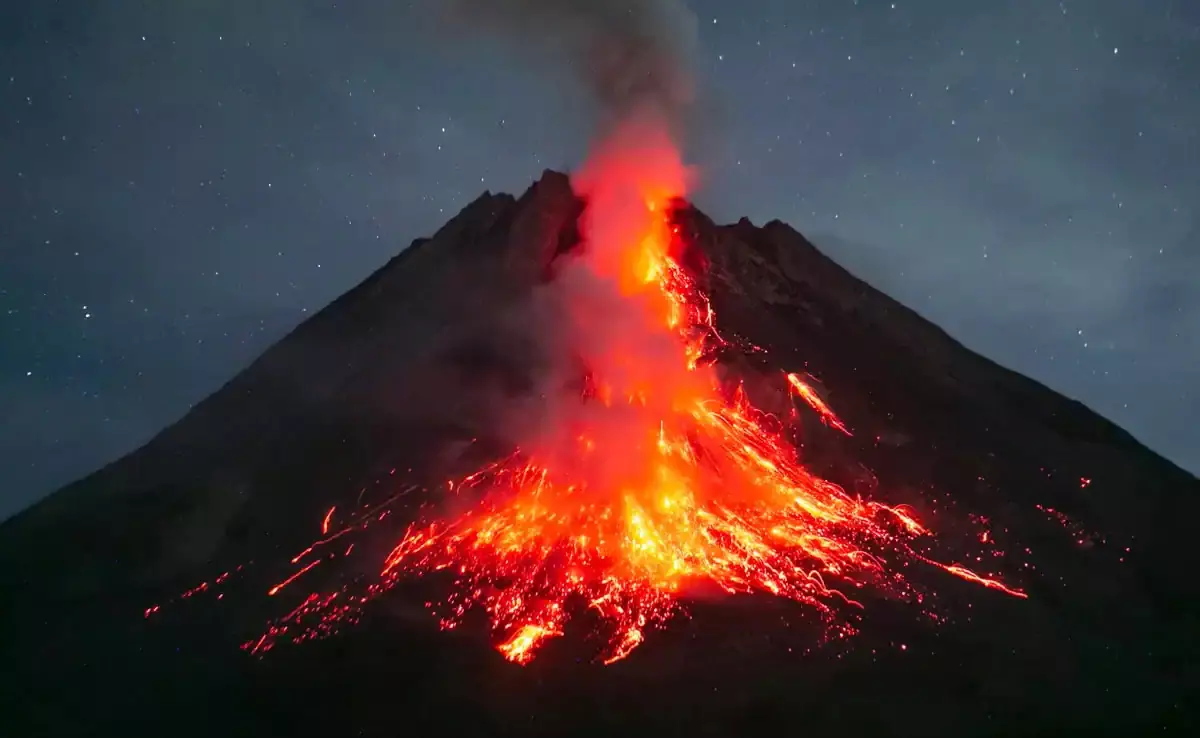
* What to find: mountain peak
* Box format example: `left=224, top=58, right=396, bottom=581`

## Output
left=3, top=174, right=1198, bottom=736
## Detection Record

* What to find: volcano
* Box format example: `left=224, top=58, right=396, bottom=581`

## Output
left=2, top=170, right=1198, bottom=737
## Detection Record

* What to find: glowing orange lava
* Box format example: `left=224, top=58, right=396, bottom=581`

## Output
left=247, top=119, right=1024, bottom=664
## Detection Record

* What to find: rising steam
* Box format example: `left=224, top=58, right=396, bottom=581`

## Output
left=437, top=0, right=704, bottom=457
left=444, top=0, right=699, bottom=134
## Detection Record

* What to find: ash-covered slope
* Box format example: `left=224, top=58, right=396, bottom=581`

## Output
left=2, top=171, right=1197, bottom=737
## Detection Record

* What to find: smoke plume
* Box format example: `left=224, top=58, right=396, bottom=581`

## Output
left=444, top=0, right=699, bottom=135
left=435, top=0, right=705, bottom=493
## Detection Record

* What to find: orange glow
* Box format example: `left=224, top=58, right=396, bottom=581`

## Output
left=244, top=117, right=1024, bottom=663
left=928, top=562, right=1029, bottom=599
left=268, top=560, right=320, bottom=597
left=786, top=373, right=851, bottom=436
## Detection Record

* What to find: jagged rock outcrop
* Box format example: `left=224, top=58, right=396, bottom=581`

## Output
left=1, top=171, right=1197, bottom=737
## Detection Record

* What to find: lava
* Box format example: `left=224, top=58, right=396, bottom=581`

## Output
left=786, top=373, right=851, bottom=436
left=233, top=117, right=1027, bottom=665
left=268, top=560, right=321, bottom=597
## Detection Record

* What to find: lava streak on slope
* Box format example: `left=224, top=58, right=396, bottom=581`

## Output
left=242, top=117, right=1025, bottom=665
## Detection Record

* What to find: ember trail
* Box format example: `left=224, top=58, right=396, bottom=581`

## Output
left=250, top=121, right=1024, bottom=665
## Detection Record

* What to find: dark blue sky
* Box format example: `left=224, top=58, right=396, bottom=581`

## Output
left=2, top=0, right=1197, bottom=520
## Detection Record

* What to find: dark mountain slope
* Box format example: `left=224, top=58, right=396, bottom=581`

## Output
left=2, top=170, right=1197, bottom=737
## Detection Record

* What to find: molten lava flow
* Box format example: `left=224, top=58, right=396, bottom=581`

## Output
left=321, top=120, right=1021, bottom=665
left=243, top=119, right=1024, bottom=664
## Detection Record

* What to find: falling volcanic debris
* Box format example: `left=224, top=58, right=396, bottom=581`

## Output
left=215, top=0, right=1028, bottom=666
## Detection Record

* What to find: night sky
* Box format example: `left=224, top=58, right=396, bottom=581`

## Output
left=2, top=0, right=1197, bottom=520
